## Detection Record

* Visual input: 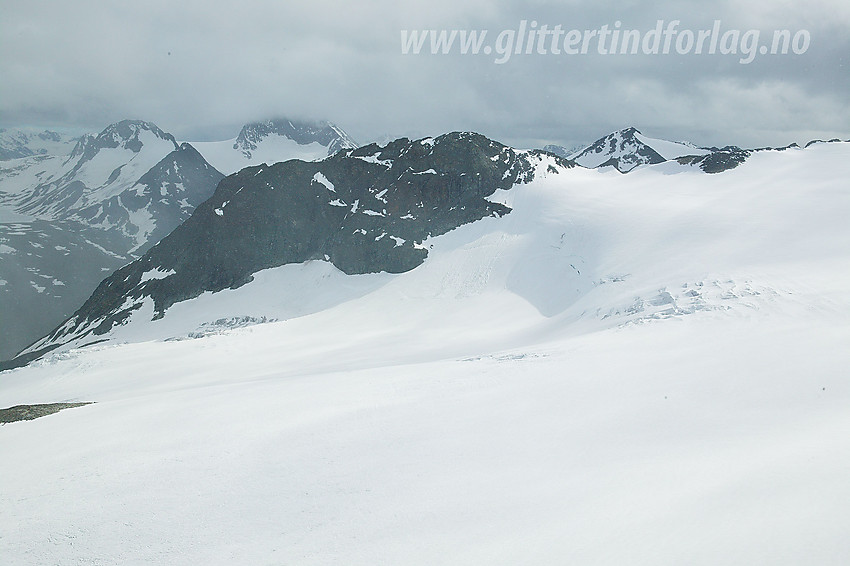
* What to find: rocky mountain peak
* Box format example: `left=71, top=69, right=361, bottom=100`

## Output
left=67, top=120, right=177, bottom=165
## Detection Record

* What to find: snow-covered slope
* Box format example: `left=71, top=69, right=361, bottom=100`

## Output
left=192, top=118, right=357, bottom=174
left=572, top=127, right=711, bottom=172
left=1, top=140, right=848, bottom=565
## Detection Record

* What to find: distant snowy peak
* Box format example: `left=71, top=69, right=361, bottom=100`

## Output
left=572, top=127, right=710, bottom=173
left=192, top=118, right=358, bottom=175
left=563, top=127, right=843, bottom=175
left=234, top=118, right=357, bottom=158
left=0, top=128, right=80, bottom=160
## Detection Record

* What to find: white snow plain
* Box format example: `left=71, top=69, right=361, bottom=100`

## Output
left=1, top=142, right=849, bottom=565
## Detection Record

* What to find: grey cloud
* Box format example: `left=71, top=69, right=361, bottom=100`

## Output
left=1, top=0, right=847, bottom=149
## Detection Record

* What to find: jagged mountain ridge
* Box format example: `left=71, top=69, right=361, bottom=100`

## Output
left=15, top=121, right=181, bottom=226
left=65, top=120, right=177, bottom=166
left=18, top=132, right=572, bottom=360
left=2, top=120, right=224, bottom=256
left=66, top=143, right=226, bottom=254
left=562, top=127, right=842, bottom=174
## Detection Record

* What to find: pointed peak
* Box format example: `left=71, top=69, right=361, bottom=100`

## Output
left=572, top=127, right=665, bottom=172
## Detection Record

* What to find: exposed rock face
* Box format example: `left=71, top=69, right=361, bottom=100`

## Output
left=0, top=403, right=92, bottom=424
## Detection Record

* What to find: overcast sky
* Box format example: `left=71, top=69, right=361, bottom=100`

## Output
left=1, top=0, right=848, bottom=149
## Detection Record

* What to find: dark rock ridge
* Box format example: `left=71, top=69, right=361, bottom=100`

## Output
left=0, top=402, right=93, bottom=423
left=676, top=140, right=844, bottom=174
left=804, top=138, right=843, bottom=148
left=676, top=146, right=751, bottom=174
left=234, top=118, right=357, bottom=158
left=17, top=132, right=573, bottom=361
